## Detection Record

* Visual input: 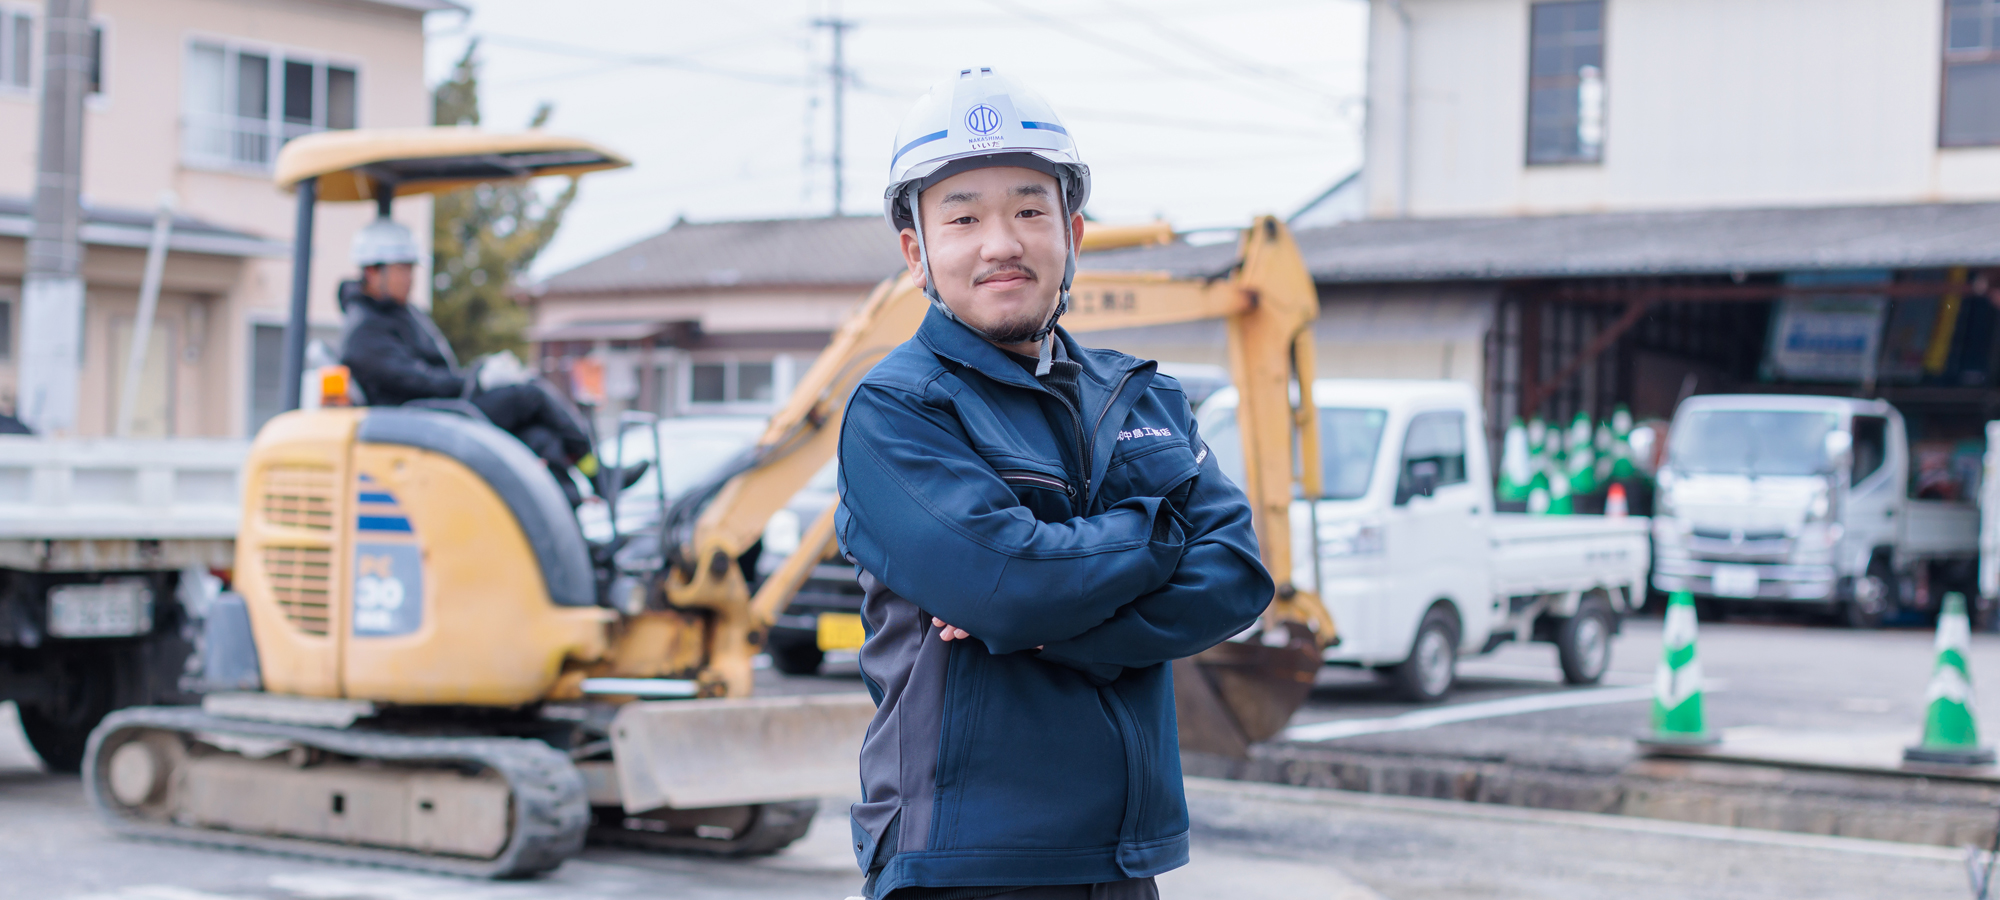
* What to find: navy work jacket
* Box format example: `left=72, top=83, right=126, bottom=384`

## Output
left=835, top=306, right=1274, bottom=897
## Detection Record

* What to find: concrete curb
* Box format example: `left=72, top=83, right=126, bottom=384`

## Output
left=1185, top=743, right=2000, bottom=849
left=1182, top=777, right=1963, bottom=861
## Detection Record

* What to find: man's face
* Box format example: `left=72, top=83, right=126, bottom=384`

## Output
left=899, top=166, right=1083, bottom=347
left=365, top=263, right=415, bottom=303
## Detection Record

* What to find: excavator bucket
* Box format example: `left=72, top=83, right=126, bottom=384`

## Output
left=609, top=693, right=876, bottom=813
left=1173, top=622, right=1320, bottom=759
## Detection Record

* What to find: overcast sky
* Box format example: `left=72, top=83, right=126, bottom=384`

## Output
left=423, top=1, right=1372, bottom=278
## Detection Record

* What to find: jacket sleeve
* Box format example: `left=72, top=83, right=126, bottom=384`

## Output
left=342, top=316, right=466, bottom=404
left=1033, top=415, right=1273, bottom=679
left=835, top=381, right=1188, bottom=655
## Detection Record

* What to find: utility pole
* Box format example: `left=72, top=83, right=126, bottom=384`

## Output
left=812, top=16, right=853, bottom=217
left=21, top=0, right=91, bottom=434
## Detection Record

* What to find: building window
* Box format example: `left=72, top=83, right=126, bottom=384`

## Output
left=1, top=8, right=31, bottom=89
left=183, top=39, right=357, bottom=171
left=1944, top=0, right=2000, bottom=146
left=1526, top=0, right=1606, bottom=165
left=248, top=323, right=338, bottom=434
left=85, top=21, right=102, bottom=95
left=683, top=356, right=785, bottom=412
left=0, top=297, right=12, bottom=360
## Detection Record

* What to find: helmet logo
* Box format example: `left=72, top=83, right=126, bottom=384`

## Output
left=965, top=104, right=1002, bottom=136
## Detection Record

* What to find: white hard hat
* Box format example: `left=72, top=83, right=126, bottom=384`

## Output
left=883, top=67, right=1090, bottom=232
left=884, top=68, right=1087, bottom=369
left=352, top=216, right=421, bottom=268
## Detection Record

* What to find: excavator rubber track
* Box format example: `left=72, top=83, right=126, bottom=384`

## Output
left=83, top=706, right=589, bottom=878
left=587, top=799, right=818, bottom=857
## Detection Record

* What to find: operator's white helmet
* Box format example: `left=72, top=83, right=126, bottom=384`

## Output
left=352, top=216, right=421, bottom=268
left=884, top=68, right=1088, bottom=366
left=884, top=68, right=1090, bottom=231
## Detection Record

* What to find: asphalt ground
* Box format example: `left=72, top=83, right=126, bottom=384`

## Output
left=2, top=610, right=1987, bottom=898
left=0, top=746, right=1964, bottom=900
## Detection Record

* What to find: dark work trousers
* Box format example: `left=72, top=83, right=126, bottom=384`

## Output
left=892, top=879, right=1159, bottom=900
left=469, top=381, right=593, bottom=467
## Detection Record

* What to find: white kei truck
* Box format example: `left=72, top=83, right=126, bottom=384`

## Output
left=1651, top=394, right=1980, bottom=628
left=0, top=437, right=247, bottom=771
left=1197, top=379, right=1653, bottom=702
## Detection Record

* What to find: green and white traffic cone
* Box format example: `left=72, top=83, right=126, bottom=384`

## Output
left=1497, top=417, right=1532, bottom=504
left=1641, top=590, right=1718, bottom=748
left=1547, top=446, right=1574, bottom=515
left=1567, top=412, right=1598, bottom=498
left=1904, top=592, right=1996, bottom=766
left=1609, top=404, right=1638, bottom=481
left=1594, top=420, right=1616, bottom=484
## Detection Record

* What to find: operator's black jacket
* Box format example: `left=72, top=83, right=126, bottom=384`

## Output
left=337, top=280, right=467, bottom=406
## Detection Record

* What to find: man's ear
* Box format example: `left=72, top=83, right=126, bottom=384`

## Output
left=1069, top=212, right=1085, bottom=255
left=898, top=228, right=928, bottom=290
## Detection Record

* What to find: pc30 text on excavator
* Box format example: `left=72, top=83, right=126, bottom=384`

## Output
left=80, top=127, right=1336, bottom=877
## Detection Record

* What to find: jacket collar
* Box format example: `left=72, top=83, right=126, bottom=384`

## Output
left=914, top=305, right=1134, bottom=391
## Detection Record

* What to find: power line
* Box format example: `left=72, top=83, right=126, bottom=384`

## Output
left=1095, top=0, right=1351, bottom=106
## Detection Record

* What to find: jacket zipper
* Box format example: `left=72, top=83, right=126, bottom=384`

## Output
left=999, top=470, right=1074, bottom=496
left=1046, top=389, right=1091, bottom=507
left=1082, top=369, right=1141, bottom=506
left=1041, top=364, right=1142, bottom=511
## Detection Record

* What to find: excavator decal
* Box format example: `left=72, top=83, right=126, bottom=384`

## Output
left=353, top=472, right=422, bottom=637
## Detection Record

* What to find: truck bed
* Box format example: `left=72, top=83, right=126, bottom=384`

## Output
left=1489, top=513, right=1652, bottom=602
left=0, top=437, right=246, bottom=543
left=1902, top=499, right=1979, bottom=558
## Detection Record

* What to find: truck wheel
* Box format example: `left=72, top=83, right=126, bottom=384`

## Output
left=1843, top=559, right=1893, bottom=629
left=766, top=630, right=825, bottom=676
left=1557, top=599, right=1615, bottom=685
left=16, top=654, right=116, bottom=773
left=1389, top=608, right=1459, bottom=703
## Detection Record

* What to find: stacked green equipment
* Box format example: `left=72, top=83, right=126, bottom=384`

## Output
left=1497, top=417, right=1532, bottom=504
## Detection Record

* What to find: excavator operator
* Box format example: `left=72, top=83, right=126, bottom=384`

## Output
left=337, top=216, right=640, bottom=505
left=835, top=68, right=1275, bottom=900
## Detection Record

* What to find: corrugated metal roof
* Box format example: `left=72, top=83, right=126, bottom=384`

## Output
left=1083, top=202, right=2000, bottom=283
left=541, top=215, right=906, bottom=295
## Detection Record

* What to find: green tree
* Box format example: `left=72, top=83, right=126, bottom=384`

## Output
left=429, top=41, right=578, bottom=362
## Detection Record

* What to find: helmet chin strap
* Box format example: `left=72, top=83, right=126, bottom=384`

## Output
left=908, top=176, right=1078, bottom=376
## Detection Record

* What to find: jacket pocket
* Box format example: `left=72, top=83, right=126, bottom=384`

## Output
left=996, top=466, right=1076, bottom=522
left=1098, top=440, right=1199, bottom=514
left=850, top=799, right=901, bottom=872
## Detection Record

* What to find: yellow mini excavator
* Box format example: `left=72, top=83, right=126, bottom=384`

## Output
left=81, top=129, right=878, bottom=877
left=82, top=127, right=1336, bottom=878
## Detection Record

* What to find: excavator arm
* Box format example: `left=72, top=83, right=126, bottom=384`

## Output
left=644, top=215, right=1330, bottom=755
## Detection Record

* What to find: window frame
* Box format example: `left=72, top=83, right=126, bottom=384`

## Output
left=180, top=32, right=362, bottom=174
left=0, top=5, right=34, bottom=94
left=677, top=353, right=793, bottom=415
left=1941, top=0, right=2000, bottom=148
left=1523, top=0, right=1608, bottom=167
left=1396, top=409, right=1471, bottom=503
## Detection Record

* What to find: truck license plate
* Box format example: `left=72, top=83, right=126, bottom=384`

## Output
left=817, top=612, right=866, bottom=651
left=47, top=580, right=154, bottom=638
left=1711, top=565, right=1760, bottom=599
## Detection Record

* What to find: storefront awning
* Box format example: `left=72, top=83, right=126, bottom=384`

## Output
left=1085, top=201, right=2000, bottom=283
left=529, top=320, right=669, bottom=342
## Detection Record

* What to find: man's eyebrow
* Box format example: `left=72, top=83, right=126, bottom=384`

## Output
left=1010, top=183, right=1051, bottom=198
left=938, top=190, right=980, bottom=206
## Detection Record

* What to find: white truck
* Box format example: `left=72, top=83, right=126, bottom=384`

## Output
left=1197, top=379, right=1653, bottom=702
left=0, top=437, right=246, bottom=770
left=1651, top=394, right=1979, bottom=628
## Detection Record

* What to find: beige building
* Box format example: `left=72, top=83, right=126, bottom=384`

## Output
left=0, top=0, right=450, bottom=437
left=528, top=215, right=906, bottom=420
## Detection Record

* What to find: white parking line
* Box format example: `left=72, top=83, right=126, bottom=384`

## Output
left=1283, top=682, right=1699, bottom=742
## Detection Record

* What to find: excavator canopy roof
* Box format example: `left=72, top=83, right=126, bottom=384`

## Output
left=273, top=127, right=629, bottom=202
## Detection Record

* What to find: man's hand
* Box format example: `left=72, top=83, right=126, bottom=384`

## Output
left=933, top=617, right=1039, bottom=649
